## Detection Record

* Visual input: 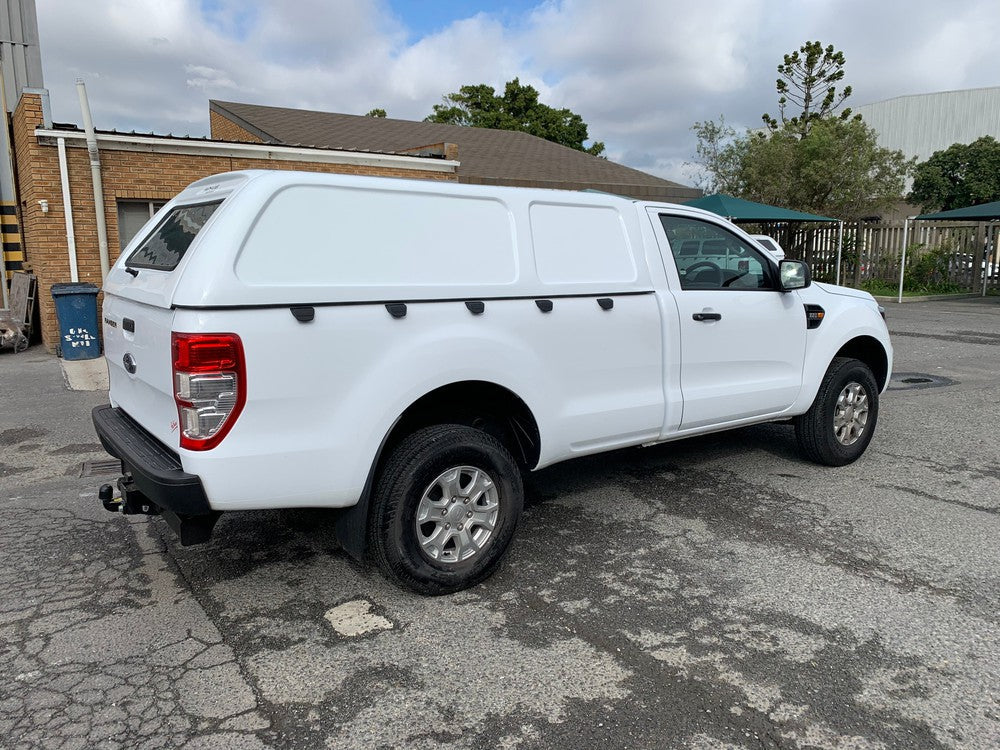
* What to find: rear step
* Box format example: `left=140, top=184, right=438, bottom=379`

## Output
left=99, top=475, right=220, bottom=545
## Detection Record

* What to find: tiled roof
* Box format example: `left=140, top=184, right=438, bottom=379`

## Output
left=210, top=100, right=699, bottom=201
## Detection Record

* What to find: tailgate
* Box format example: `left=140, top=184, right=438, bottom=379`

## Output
left=101, top=190, right=234, bottom=450
left=103, top=291, right=179, bottom=449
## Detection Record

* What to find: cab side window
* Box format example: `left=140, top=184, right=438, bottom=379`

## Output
left=659, top=215, right=776, bottom=291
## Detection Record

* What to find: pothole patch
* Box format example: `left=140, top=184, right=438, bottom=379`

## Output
left=324, top=599, right=393, bottom=637
left=888, top=372, right=956, bottom=391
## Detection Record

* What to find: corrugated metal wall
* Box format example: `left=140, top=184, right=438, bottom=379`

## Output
left=856, top=87, right=1000, bottom=163
left=0, top=0, right=44, bottom=112
left=0, top=0, right=43, bottom=296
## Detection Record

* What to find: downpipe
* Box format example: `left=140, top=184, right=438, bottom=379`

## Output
left=76, top=79, right=110, bottom=281
left=57, top=138, right=79, bottom=282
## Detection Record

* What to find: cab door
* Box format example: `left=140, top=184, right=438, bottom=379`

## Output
left=648, top=210, right=807, bottom=430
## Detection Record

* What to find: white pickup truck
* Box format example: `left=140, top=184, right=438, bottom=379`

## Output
left=93, top=170, right=891, bottom=594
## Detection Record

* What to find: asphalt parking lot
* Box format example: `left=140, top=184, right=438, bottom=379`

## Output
left=1, top=297, right=999, bottom=750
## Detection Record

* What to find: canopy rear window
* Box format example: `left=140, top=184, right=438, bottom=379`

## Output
left=125, top=201, right=221, bottom=271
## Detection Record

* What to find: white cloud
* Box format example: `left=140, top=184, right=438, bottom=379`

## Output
left=387, top=15, right=524, bottom=109
left=35, top=0, right=1000, bottom=182
left=184, top=65, right=241, bottom=91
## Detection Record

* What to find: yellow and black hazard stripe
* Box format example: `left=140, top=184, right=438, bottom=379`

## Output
left=1, top=202, right=23, bottom=280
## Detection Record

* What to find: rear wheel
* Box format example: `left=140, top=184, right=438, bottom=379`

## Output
left=368, top=424, right=523, bottom=595
left=795, top=357, right=879, bottom=466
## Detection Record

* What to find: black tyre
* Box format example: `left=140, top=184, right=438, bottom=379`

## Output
left=795, top=357, right=880, bottom=467
left=368, top=424, right=524, bottom=595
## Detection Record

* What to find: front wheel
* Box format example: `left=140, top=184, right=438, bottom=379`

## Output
left=795, top=357, right=880, bottom=466
left=368, top=425, right=524, bottom=595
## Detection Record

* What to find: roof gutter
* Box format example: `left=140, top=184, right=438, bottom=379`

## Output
left=34, top=129, right=460, bottom=173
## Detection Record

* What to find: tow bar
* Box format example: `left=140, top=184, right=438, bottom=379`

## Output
left=97, top=473, right=220, bottom=545
left=99, top=474, right=161, bottom=516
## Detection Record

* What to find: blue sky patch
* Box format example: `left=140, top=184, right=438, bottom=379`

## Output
left=199, top=0, right=257, bottom=42
left=387, top=0, right=541, bottom=37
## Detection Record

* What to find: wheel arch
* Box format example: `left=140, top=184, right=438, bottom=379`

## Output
left=834, top=335, right=890, bottom=392
left=334, top=380, right=541, bottom=560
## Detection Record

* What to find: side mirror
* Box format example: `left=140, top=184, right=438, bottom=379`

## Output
left=778, top=260, right=811, bottom=291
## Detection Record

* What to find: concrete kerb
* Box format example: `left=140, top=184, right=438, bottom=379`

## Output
left=872, top=293, right=985, bottom=304
left=59, top=355, right=109, bottom=392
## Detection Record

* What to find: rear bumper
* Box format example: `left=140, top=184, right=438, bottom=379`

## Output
left=92, top=405, right=212, bottom=516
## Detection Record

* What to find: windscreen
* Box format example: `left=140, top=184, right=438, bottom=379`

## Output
left=125, top=201, right=221, bottom=271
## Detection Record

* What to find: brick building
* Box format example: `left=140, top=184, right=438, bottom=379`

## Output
left=11, top=92, right=458, bottom=351
left=11, top=92, right=698, bottom=353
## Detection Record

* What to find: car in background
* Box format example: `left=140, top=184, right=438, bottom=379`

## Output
left=751, top=234, right=785, bottom=261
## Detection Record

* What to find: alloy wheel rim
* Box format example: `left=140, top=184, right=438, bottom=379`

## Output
left=833, top=381, right=869, bottom=446
left=415, top=466, right=499, bottom=564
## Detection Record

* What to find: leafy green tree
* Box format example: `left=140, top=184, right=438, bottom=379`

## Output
left=426, top=78, right=604, bottom=156
left=365, top=108, right=387, bottom=118
left=762, top=41, right=858, bottom=138
left=689, top=116, right=749, bottom=194
left=693, top=114, right=909, bottom=220
left=692, top=42, right=909, bottom=219
left=746, top=118, right=910, bottom=219
left=908, top=136, right=1000, bottom=211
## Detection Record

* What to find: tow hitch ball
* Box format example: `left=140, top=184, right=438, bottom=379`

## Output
left=98, top=475, right=160, bottom=516
left=98, top=484, right=120, bottom=512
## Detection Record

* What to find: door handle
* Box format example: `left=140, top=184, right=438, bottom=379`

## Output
left=692, top=312, right=722, bottom=322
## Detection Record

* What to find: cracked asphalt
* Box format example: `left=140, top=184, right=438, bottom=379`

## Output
left=2, top=297, right=999, bottom=749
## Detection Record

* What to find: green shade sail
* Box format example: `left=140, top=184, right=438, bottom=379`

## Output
left=915, top=200, right=1000, bottom=221
left=683, top=193, right=837, bottom=222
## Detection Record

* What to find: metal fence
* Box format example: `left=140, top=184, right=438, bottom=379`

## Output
left=744, top=220, right=1000, bottom=295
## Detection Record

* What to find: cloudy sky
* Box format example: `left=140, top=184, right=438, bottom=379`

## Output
left=36, top=0, right=1000, bottom=184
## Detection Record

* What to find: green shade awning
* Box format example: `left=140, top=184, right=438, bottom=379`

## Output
left=915, top=200, right=1000, bottom=221
left=683, top=193, right=838, bottom=222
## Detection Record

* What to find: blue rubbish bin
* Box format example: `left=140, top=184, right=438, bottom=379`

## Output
left=51, top=282, right=101, bottom=360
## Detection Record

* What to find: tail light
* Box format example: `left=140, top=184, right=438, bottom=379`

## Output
left=171, top=332, right=246, bottom=451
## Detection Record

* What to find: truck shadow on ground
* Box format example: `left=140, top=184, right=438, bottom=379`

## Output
left=158, top=422, right=805, bottom=583
left=523, top=422, right=802, bottom=508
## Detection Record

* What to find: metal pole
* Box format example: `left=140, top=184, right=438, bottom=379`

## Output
left=76, top=79, right=110, bottom=281
left=57, top=138, right=78, bottom=282
left=979, top=221, right=988, bottom=298
left=835, top=221, right=843, bottom=286
left=988, top=224, right=998, bottom=297
left=897, top=218, right=910, bottom=304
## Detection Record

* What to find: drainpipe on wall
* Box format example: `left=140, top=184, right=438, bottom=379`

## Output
left=56, top=138, right=78, bottom=282
left=76, top=79, right=110, bottom=281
